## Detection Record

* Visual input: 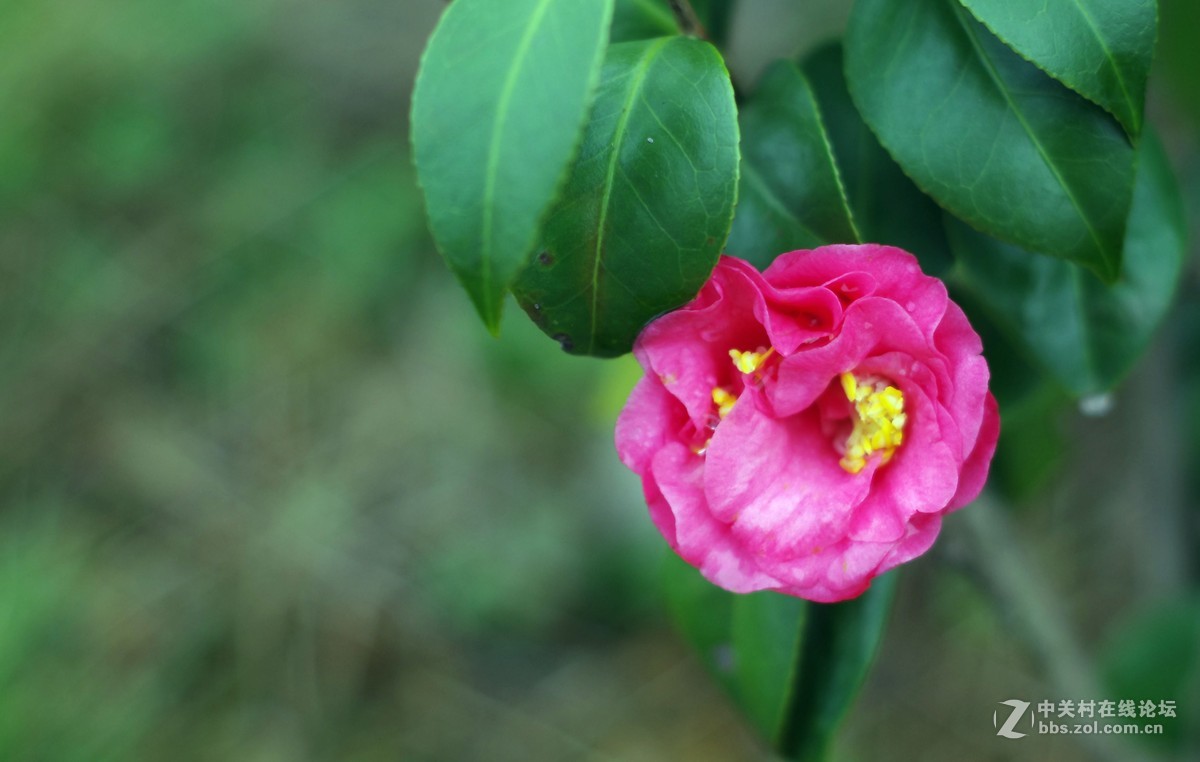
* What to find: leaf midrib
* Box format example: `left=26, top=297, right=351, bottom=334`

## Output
left=952, top=2, right=1113, bottom=273
left=964, top=0, right=1140, bottom=132
left=588, top=37, right=672, bottom=353
left=1066, top=0, right=1136, bottom=126
left=480, top=0, right=556, bottom=323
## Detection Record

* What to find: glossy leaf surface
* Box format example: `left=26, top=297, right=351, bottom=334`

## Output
left=513, top=37, right=739, bottom=357
left=732, top=61, right=858, bottom=250
left=802, top=44, right=954, bottom=277
left=948, top=129, right=1184, bottom=396
left=846, top=0, right=1135, bottom=281
left=959, top=0, right=1156, bottom=136
left=411, top=0, right=613, bottom=331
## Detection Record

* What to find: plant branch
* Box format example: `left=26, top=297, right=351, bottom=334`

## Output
left=668, top=0, right=708, bottom=39
left=950, top=496, right=1152, bottom=762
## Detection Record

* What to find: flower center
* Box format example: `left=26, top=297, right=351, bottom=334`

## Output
left=709, top=347, right=776, bottom=421
left=693, top=346, right=777, bottom=456
left=838, top=372, right=906, bottom=474
left=711, top=386, right=737, bottom=418
left=729, top=347, right=773, bottom=374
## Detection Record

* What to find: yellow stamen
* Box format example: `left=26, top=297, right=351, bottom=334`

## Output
left=729, top=347, right=775, bottom=374
left=712, top=386, right=737, bottom=419
left=838, top=372, right=906, bottom=474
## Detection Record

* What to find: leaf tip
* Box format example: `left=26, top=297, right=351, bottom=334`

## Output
left=479, top=301, right=505, bottom=338
left=459, top=279, right=505, bottom=337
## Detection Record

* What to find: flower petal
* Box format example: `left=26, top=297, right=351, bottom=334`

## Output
left=948, top=392, right=1000, bottom=510
left=704, top=400, right=876, bottom=558
left=615, top=376, right=687, bottom=475
left=650, top=442, right=779, bottom=593
left=635, top=258, right=769, bottom=428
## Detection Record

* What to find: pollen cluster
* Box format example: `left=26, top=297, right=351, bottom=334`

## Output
left=729, top=347, right=772, bottom=374
left=708, top=346, right=777, bottom=423
left=711, top=386, right=737, bottom=419
left=839, top=372, right=906, bottom=474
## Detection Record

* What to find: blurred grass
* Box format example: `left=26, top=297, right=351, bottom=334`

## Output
left=1, top=1, right=1198, bottom=760
left=0, top=1, right=735, bottom=758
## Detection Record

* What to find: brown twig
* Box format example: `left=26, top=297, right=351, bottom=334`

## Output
left=667, top=0, right=708, bottom=39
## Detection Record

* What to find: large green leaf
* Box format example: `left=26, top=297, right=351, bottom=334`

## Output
left=947, top=128, right=1185, bottom=397
left=801, top=43, right=954, bottom=277
left=728, top=44, right=955, bottom=276
left=846, top=0, right=1135, bottom=281
left=662, top=552, right=897, bottom=758
left=411, top=0, right=613, bottom=332
left=732, top=61, right=859, bottom=252
left=729, top=590, right=809, bottom=742
left=513, top=37, right=739, bottom=357
left=958, top=0, right=1157, bottom=137
left=725, top=164, right=824, bottom=271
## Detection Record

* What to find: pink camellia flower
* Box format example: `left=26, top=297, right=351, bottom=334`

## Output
left=616, top=245, right=999, bottom=602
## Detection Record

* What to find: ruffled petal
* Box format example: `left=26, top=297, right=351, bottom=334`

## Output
left=615, top=376, right=687, bottom=475
left=650, top=442, right=779, bottom=593
left=635, top=258, right=770, bottom=428
left=764, top=245, right=949, bottom=341
left=933, top=300, right=989, bottom=457
left=948, top=392, right=1000, bottom=510
left=704, top=400, right=876, bottom=558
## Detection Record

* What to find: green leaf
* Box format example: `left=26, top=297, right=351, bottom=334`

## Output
left=947, top=128, right=1185, bottom=397
left=958, top=0, right=1156, bottom=137
left=949, top=287, right=1071, bottom=500
left=846, top=0, right=1136, bottom=281
left=725, top=164, right=825, bottom=271
left=411, top=0, right=613, bottom=333
left=801, top=43, right=955, bottom=277
left=733, top=61, right=859, bottom=250
left=513, top=36, right=739, bottom=357
left=662, top=552, right=897, bottom=758
left=730, top=590, right=809, bottom=742
left=610, top=0, right=676, bottom=42
left=988, top=380, right=1069, bottom=501
left=728, top=45, right=959, bottom=277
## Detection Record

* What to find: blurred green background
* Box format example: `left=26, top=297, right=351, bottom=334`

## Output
left=2, top=1, right=1197, bottom=760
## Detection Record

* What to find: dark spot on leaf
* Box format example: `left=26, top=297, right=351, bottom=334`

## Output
left=538, top=251, right=553, bottom=266
left=553, top=333, right=574, bottom=352
left=706, top=236, right=715, bottom=245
